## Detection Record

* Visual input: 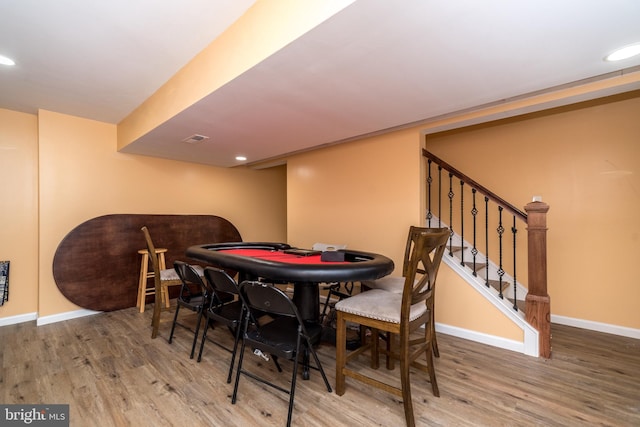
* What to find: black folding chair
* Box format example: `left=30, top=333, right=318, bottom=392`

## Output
left=233, top=281, right=332, bottom=427
left=170, top=261, right=209, bottom=359
left=197, top=267, right=244, bottom=383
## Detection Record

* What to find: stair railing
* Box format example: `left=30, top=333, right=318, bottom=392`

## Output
left=423, top=149, right=551, bottom=358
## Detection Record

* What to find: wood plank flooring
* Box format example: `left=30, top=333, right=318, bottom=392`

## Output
left=1, top=306, right=638, bottom=426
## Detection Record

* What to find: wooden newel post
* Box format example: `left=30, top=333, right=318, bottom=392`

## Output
left=525, top=200, right=551, bottom=358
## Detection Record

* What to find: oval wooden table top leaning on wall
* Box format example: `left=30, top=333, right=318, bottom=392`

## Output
left=53, top=214, right=242, bottom=312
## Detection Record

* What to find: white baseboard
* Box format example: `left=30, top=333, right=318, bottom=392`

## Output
left=0, top=312, right=37, bottom=327
left=435, top=317, right=640, bottom=358
left=435, top=322, right=526, bottom=355
left=36, top=309, right=101, bottom=326
left=551, top=314, right=640, bottom=340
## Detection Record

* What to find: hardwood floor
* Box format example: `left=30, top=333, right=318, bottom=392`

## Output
left=1, top=307, right=638, bottom=426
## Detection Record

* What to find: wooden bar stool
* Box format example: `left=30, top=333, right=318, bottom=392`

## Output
left=136, top=248, right=168, bottom=312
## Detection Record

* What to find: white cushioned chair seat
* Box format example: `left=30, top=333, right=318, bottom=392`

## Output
left=362, top=276, right=419, bottom=294
left=335, top=289, right=427, bottom=324
left=161, top=265, right=204, bottom=282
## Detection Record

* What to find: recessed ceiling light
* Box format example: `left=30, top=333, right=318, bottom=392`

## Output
left=235, top=156, right=247, bottom=161
left=605, top=43, right=640, bottom=61
left=0, top=55, right=15, bottom=66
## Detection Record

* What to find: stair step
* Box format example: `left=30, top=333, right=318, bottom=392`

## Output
left=487, top=279, right=513, bottom=293
left=463, top=261, right=486, bottom=274
left=507, top=298, right=526, bottom=312
left=449, top=245, right=467, bottom=253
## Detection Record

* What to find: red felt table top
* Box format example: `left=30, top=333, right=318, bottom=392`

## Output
left=220, top=248, right=345, bottom=264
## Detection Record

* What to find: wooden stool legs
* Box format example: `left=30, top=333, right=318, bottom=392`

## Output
left=136, top=248, right=168, bottom=312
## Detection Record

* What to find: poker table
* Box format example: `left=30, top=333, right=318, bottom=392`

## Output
left=186, top=242, right=395, bottom=322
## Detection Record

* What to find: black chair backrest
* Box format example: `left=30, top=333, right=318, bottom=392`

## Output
left=239, top=281, right=300, bottom=320
left=204, top=267, right=239, bottom=296
left=174, top=260, right=206, bottom=299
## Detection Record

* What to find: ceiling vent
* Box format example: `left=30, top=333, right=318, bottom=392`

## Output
left=182, top=134, right=210, bottom=144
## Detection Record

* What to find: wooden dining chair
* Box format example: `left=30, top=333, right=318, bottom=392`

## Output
left=335, top=227, right=449, bottom=427
left=361, top=226, right=448, bottom=358
left=141, top=226, right=167, bottom=339
left=141, top=226, right=203, bottom=339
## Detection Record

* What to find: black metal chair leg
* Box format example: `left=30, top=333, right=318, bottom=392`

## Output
left=196, top=316, right=211, bottom=363
left=226, top=323, right=242, bottom=383
left=189, top=310, right=204, bottom=359
left=168, top=304, right=180, bottom=343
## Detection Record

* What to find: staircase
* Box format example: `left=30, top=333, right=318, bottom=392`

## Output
left=435, top=217, right=539, bottom=357
left=423, top=148, right=550, bottom=358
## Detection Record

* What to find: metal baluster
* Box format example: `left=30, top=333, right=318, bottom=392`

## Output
left=471, top=189, right=478, bottom=277
left=448, top=173, right=454, bottom=256
left=485, top=196, right=489, bottom=287
left=427, top=159, right=433, bottom=227
left=460, top=180, right=465, bottom=266
left=497, top=206, right=505, bottom=299
left=512, top=215, right=518, bottom=311
left=438, top=166, right=442, bottom=228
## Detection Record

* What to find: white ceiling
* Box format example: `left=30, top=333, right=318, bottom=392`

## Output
left=2, top=0, right=640, bottom=168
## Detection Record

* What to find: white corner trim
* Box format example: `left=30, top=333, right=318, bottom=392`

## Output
left=441, top=253, right=540, bottom=356
left=37, top=309, right=101, bottom=326
left=435, top=322, right=531, bottom=356
left=0, top=312, right=38, bottom=327
left=551, top=315, right=640, bottom=340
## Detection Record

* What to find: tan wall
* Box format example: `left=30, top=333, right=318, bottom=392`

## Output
left=287, top=128, right=422, bottom=258
left=0, top=109, right=286, bottom=320
left=287, top=92, right=640, bottom=338
left=286, top=126, right=523, bottom=340
left=0, top=109, right=39, bottom=317
left=426, top=92, right=640, bottom=330
left=437, top=268, right=523, bottom=340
